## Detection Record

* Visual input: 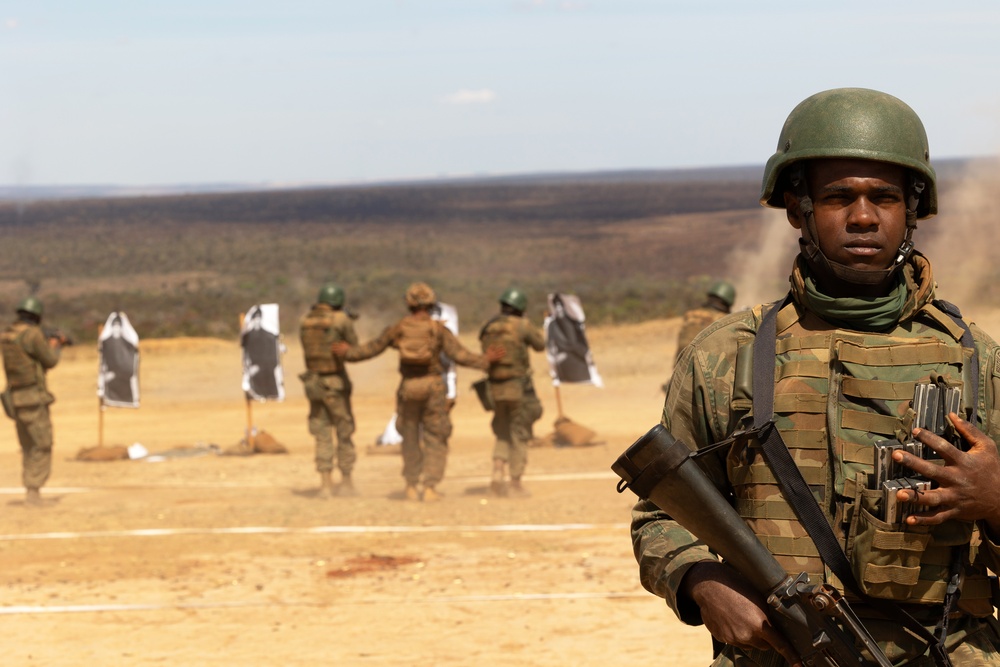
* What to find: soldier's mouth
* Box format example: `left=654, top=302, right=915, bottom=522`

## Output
left=843, top=241, right=883, bottom=256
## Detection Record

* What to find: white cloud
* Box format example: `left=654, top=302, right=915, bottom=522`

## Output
left=441, top=89, right=497, bottom=105
left=5, top=18, right=19, bottom=30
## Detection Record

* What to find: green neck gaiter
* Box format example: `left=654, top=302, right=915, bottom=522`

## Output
left=801, top=273, right=908, bottom=332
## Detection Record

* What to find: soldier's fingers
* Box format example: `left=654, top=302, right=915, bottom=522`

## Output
left=906, top=505, right=959, bottom=527
left=760, top=624, right=802, bottom=667
left=911, top=427, right=962, bottom=463
left=893, top=447, right=949, bottom=481
left=950, top=413, right=998, bottom=453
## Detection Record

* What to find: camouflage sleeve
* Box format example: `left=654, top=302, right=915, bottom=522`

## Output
left=523, top=320, right=546, bottom=352
left=24, top=327, right=60, bottom=369
left=442, top=328, right=488, bottom=370
left=971, top=325, right=1000, bottom=572
left=345, top=324, right=395, bottom=362
left=630, top=310, right=756, bottom=624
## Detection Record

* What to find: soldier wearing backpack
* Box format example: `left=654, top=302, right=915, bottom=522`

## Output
left=338, top=283, right=503, bottom=501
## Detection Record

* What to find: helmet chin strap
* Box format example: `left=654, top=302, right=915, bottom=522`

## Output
left=788, top=164, right=922, bottom=289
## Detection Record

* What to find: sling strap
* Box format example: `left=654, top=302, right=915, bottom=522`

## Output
left=751, top=295, right=953, bottom=667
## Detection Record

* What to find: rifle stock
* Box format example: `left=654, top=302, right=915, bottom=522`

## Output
left=613, top=425, right=892, bottom=667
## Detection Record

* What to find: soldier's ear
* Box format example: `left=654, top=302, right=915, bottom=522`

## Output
left=784, top=191, right=803, bottom=230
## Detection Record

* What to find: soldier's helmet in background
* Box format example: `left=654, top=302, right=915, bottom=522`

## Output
left=16, top=296, right=43, bottom=318
left=707, top=281, right=736, bottom=308
left=317, top=283, right=345, bottom=308
left=499, top=287, right=528, bottom=313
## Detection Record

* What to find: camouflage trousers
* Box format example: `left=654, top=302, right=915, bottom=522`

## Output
left=307, top=379, right=356, bottom=475
left=710, top=614, right=1000, bottom=666
left=13, top=403, right=53, bottom=490
left=491, top=399, right=533, bottom=478
left=397, top=376, right=452, bottom=488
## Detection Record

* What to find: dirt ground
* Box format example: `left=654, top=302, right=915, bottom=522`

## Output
left=0, top=320, right=719, bottom=667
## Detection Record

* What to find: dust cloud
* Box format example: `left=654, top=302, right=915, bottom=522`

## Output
left=920, top=157, right=1000, bottom=325
left=726, top=209, right=798, bottom=310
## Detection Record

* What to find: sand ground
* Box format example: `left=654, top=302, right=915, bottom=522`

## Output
left=0, top=319, right=720, bottom=667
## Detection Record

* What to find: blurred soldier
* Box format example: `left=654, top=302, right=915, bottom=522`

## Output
left=337, top=282, right=503, bottom=502
left=479, top=288, right=545, bottom=497
left=299, top=284, right=358, bottom=498
left=673, top=280, right=735, bottom=364
left=1, top=296, right=64, bottom=506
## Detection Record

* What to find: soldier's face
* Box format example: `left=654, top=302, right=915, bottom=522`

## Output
left=785, top=159, right=908, bottom=273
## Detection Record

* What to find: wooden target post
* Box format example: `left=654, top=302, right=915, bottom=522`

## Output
left=97, top=323, right=105, bottom=447
left=239, top=312, right=256, bottom=452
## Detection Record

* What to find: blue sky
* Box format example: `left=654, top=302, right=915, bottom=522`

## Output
left=2, top=1, right=999, bottom=186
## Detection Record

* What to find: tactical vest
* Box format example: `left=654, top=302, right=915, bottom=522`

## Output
left=480, top=315, right=527, bottom=381
left=1, top=323, right=42, bottom=388
left=300, top=306, right=342, bottom=374
left=396, top=317, right=438, bottom=368
left=730, top=301, right=994, bottom=615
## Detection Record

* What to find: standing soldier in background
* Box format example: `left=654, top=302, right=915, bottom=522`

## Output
left=337, top=282, right=503, bottom=502
left=673, top=280, right=735, bottom=364
left=299, top=284, right=358, bottom=498
left=480, top=288, right=545, bottom=497
left=1, top=297, right=64, bottom=507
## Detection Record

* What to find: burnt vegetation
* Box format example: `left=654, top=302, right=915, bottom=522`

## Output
left=6, top=164, right=976, bottom=342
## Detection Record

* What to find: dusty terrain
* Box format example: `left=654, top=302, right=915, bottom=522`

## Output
left=0, top=320, right=718, bottom=667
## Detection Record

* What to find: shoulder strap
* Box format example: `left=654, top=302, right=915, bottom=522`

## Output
left=751, top=294, right=951, bottom=666
left=931, top=299, right=981, bottom=428
left=479, top=314, right=504, bottom=340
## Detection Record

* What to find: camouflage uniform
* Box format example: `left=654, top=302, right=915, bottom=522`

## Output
left=632, top=255, right=1000, bottom=665
left=479, top=313, right=545, bottom=478
left=299, top=303, right=358, bottom=476
left=1, top=319, right=60, bottom=490
left=346, top=314, right=488, bottom=489
left=674, top=304, right=730, bottom=364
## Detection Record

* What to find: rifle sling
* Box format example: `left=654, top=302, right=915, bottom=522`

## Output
left=751, top=295, right=952, bottom=667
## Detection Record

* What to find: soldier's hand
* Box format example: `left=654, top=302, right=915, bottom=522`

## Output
left=893, top=414, right=1000, bottom=534
left=681, top=562, right=802, bottom=667
left=485, top=345, right=505, bottom=363
left=330, top=342, right=350, bottom=357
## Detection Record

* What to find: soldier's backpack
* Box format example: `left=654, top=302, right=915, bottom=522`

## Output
left=397, top=317, right=438, bottom=366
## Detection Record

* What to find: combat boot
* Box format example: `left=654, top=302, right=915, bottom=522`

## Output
left=337, top=474, right=359, bottom=497
left=318, top=471, right=336, bottom=499
left=25, top=487, right=42, bottom=507
left=490, top=458, right=508, bottom=497
left=422, top=485, right=442, bottom=502
left=508, top=478, right=531, bottom=498
left=404, top=484, right=421, bottom=502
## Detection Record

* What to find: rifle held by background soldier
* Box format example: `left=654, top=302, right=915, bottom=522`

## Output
left=613, top=425, right=893, bottom=667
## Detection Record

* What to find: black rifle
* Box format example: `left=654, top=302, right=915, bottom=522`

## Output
left=44, top=329, right=74, bottom=346
left=613, top=425, right=892, bottom=667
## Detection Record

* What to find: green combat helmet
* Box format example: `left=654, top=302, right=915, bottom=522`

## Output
left=499, top=287, right=528, bottom=313
left=707, top=281, right=735, bottom=308
left=16, top=296, right=43, bottom=318
left=317, top=284, right=345, bottom=308
left=759, top=87, right=936, bottom=287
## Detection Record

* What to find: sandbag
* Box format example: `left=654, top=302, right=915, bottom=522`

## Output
left=554, top=417, right=596, bottom=446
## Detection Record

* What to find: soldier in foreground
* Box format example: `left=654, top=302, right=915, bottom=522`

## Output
left=673, top=280, right=735, bottom=364
left=337, top=283, right=502, bottom=502
left=1, top=297, right=65, bottom=506
left=479, top=288, right=545, bottom=497
left=299, top=284, right=358, bottom=498
left=631, top=89, right=1000, bottom=665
